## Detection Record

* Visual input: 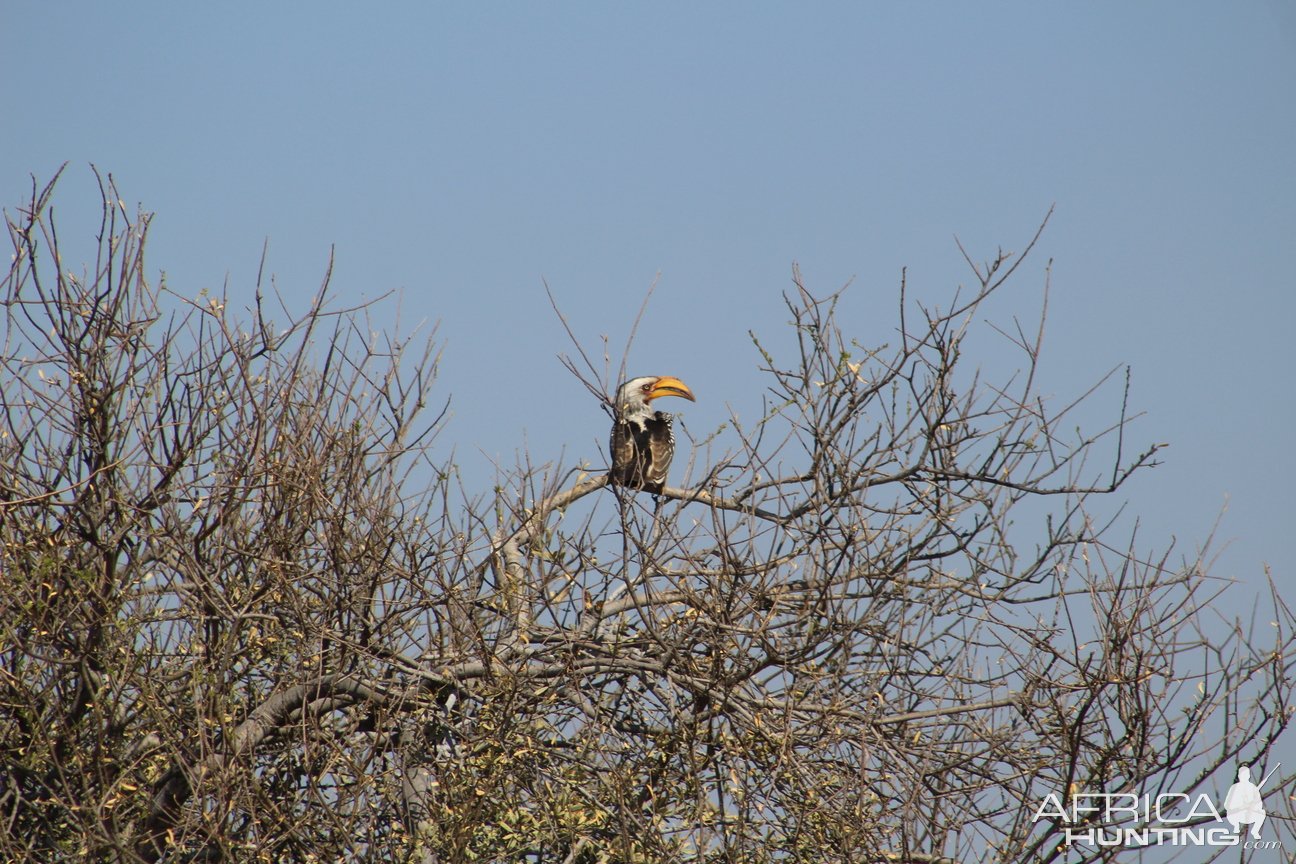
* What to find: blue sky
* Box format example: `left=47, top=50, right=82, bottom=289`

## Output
left=4, top=3, right=1293, bottom=609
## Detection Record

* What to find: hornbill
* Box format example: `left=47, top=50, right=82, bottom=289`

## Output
left=609, top=375, right=695, bottom=495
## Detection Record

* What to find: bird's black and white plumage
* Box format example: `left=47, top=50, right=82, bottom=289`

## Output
left=609, top=375, right=695, bottom=495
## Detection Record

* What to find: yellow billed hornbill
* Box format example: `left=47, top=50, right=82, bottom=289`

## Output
left=609, top=375, right=695, bottom=495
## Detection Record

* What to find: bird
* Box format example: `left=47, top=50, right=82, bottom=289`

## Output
left=609, top=375, right=695, bottom=496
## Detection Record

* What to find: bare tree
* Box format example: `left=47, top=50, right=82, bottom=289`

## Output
left=2, top=169, right=1291, bottom=864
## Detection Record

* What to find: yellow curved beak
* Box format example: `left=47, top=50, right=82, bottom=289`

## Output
left=647, top=376, right=695, bottom=402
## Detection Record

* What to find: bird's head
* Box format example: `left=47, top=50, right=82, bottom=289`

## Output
left=614, top=375, right=695, bottom=420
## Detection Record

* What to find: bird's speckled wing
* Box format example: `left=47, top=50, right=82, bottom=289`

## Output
left=642, top=412, right=674, bottom=493
left=609, top=417, right=640, bottom=486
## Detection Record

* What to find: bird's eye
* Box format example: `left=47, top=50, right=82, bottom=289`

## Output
left=641, top=383, right=652, bottom=393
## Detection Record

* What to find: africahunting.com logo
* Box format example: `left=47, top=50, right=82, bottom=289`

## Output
left=1031, top=763, right=1281, bottom=850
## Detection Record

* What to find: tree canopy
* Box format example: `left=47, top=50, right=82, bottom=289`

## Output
left=2, top=168, right=1292, bottom=863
